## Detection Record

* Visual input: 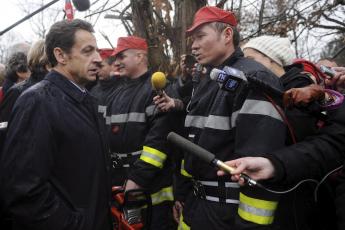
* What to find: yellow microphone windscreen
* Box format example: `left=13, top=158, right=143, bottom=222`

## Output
left=151, top=72, right=167, bottom=90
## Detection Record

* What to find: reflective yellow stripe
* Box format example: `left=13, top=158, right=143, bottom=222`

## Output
left=238, top=208, right=274, bottom=225
left=151, top=186, right=174, bottom=206
left=140, top=146, right=167, bottom=168
left=238, top=192, right=278, bottom=225
left=178, top=214, right=190, bottom=230
left=240, top=193, right=277, bottom=210
left=180, top=159, right=192, bottom=178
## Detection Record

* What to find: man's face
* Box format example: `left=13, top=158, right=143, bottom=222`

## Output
left=110, top=61, right=121, bottom=77
left=97, top=59, right=112, bottom=81
left=114, top=49, right=142, bottom=78
left=64, top=29, right=101, bottom=86
left=191, top=24, right=229, bottom=66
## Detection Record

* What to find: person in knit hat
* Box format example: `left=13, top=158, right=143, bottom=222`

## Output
left=242, top=35, right=339, bottom=230
left=242, top=35, right=295, bottom=77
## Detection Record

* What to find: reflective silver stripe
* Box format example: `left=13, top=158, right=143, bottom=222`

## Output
left=206, top=115, right=230, bottom=130
left=225, top=182, right=240, bottom=188
left=98, top=105, right=107, bottom=113
left=123, top=164, right=130, bottom=168
left=98, top=105, right=107, bottom=118
left=185, top=115, right=231, bottom=130
left=188, top=134, right=195, bottom=138
left=141, top=151, right=165, bottom=165
left=105, top=116, right=111, bottom=125
left=116, top=151, right=142, bottom=158
left=109, top=113, right=146, bottom=123
left=204, top=195, right=239, bottom=204
left=205, top=195, right=219, bottom=202
left=198, top=180, right=239, bottom=188
left=185, top=115, right=207, bottom=129
left=200, top=181, right=218, bottom=186
left=226, top=199, right=240, bottom=204
left=239, top=100, right=283, bottom=122
left=231, top=110, right=240, bottom=128
left=239, top=203, right=275, bottom=217
left=145, top=105, right=156, bottom=116
left=0, top=122, right=8, bottom=129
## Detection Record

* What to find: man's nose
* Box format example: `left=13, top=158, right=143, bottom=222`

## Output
left=94, top=51, right=102, bottom=63
left=191, top=41, right=199, bottom=51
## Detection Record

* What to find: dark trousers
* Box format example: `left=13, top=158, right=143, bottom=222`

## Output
left=150, top=202, right=175, bottom=230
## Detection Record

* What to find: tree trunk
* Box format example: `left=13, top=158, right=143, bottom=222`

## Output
left=258, top=0, right=266, bottom=35
left=173, top=0, right=206, bottom=60
left=130, top=0, right=165, bottom=71
left=130, top=0, right=206, bottom=73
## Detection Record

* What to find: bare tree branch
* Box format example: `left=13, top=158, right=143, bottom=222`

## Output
left=321, top=12, right=345, bottom=27
left=216, top=0, right=228, bottom=8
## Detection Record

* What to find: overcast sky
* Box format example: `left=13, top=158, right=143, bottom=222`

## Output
left=0, top=0, right=127, bottom=51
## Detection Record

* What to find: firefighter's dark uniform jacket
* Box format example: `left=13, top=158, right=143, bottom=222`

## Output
left=180, top=48, right=286, bottom=229
left=0, top=71, right=112, bottom=230
left=91, top=77, right=123, bottom=118
left=106, top=71, right=174, bottom=206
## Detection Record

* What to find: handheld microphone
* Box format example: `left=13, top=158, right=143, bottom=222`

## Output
left=151, top=72, right=167, bottom=96
left=319, top=65, right=335, bottom=78
left=167, top=132, right=259, bottom=187
left=210, top=67, right=245, bottom=92
left=72, top=0, right=90, bottom=11
left=210, top=67, right=284, bottom=97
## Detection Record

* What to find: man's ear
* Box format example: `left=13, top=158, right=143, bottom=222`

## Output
left=53, top=47, right=67, bottom=65
left=223, top=27, right=233, bottom=45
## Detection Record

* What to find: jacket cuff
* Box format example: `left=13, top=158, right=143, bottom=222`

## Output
left=264, top=154, right=287, bottom=183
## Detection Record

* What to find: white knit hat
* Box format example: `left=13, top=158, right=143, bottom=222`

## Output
left=242, top=35, right=295, bottom=67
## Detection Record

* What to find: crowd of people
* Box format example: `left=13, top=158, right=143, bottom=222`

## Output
left=0, top=5, right=345, bottom=230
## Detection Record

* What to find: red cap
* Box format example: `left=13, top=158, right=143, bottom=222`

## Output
left=186, top=6, right=237, bottom=35
left=98, top=48, right=114, bottom=60
left=112, top=36, right=148, bottom=57
left=293, top=58, right=327, bottom=84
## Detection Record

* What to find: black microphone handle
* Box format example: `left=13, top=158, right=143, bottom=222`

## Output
left=246, top=75, right=284, bottom=97
left=167, top=132, right=215, bottom=164
left=167, top=132, right=261, bottom=185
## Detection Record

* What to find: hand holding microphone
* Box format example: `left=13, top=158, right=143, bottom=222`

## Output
left=151, top=71, right=167, bottom=96
left=167, top=132, right=262, bottom=187
left=216, top=157, right=276, bottom=186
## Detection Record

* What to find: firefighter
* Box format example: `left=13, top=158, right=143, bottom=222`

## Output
left=107, top=36, right=174, bottom=229
left=91, top=48, right=122, bottom=118
left=176, top=6, right=287, bottom=229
